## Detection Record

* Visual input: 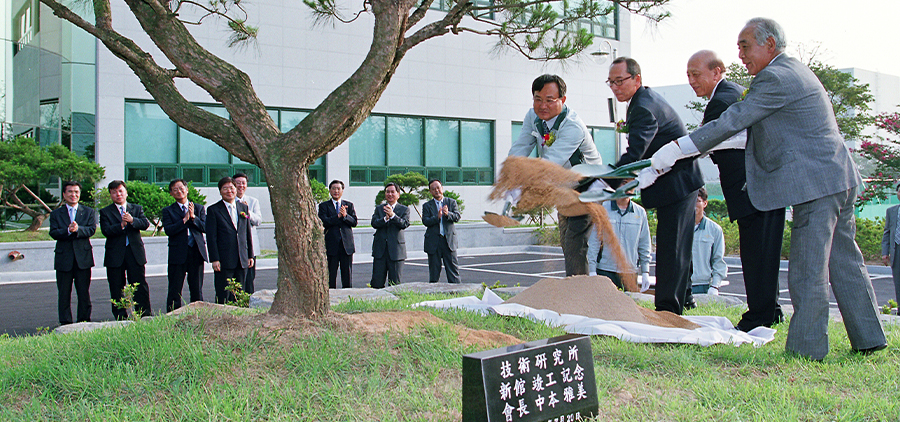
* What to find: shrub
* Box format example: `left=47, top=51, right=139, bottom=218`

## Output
left=311, top=179, right=330, bottom=203
left=705, top=199, right=729, bottom=220
left=855, top=216, right=884, bottom=261
left=533, top=225, right=560, bottom=246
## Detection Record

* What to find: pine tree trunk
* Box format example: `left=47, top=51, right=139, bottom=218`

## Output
left=265, top=164, right=330, bottom=317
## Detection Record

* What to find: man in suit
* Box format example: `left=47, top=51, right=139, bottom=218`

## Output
left=162, top=179, right=208, bottom=311
left=317, top=179, right=357, bottom=288
left=650, top=18, right=886, bottom=359
left=233, top=173, right=261, bottom=293
left=686, top=50, right=786, bottom=331
left=881, top=183, right=900, bottom=304
left=608, top=57, right=704, bottom=315
left=423, top=179, right=461, bottom=284
left=99, top=180, right=152, bottom=319
left=206, top=177, right=254, bottom=304
left=49, top=181, right=96, bottom=325
left=509, top=74, right=603, bottom=276
left=370, top=182, right=410, bottom=288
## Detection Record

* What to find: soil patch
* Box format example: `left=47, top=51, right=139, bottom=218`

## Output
left=171, top=303, right=521, bottom=350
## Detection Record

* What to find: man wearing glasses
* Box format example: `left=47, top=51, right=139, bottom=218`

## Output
left=607, top=57, right=703, bottom=315
left=508, top=74, right=603, bottom=276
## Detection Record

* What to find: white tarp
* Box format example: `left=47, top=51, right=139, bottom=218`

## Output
left=413, top=288, right=775, bottom=347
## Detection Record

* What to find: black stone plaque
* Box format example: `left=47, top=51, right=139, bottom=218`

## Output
left=462, top=334, right=598, bottom=422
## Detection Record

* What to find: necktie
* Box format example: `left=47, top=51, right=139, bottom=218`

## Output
left=541, top=120, right=550, bottom=135
left=182, top=204, right=194, bottom=246
left=438, top=200, right=444, bottom=236
left=69, top=206, right=76, bottom=224
left=120, top=205, right=130, bottom=246
left=229, top=203, right=237, bottom=227
left=336, top=201, right=340, bottom=215
left=895, top=207, right=900, bottom=245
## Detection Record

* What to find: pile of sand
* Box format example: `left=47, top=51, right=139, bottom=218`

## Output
left=503, top=275, right=700, bottom=330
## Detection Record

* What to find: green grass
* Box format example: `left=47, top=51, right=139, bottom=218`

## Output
left=1, top=293, right=899, bottom=421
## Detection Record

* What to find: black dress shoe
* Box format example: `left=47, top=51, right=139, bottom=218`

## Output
left=852, top=344, right=887, bottom=355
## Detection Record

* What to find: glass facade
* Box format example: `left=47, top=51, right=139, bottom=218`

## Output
left=349, top=114, right=494, bottom=186
left=3, top=0, right=97, bottom=162
left=123, top=101, right=326, bottom=187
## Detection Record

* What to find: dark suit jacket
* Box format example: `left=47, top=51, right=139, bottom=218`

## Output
left=422, top=197, right=460, bottom=253
left=616, top=86, right=703, bottom=209
left=162, top=201, right=209, bottom=264
left=49, top=204, right=97, bottom=271
left=206, top=200, right=253, bottom=270
left=99, top=203, right=150, bottom=267
left=318, top=199, right=357, bottom=256
left=705, top=80, right=756, bottom=221
left=371, top=203, right=410, bottom=261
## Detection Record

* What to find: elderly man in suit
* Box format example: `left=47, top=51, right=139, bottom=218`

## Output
left=650, top=18, right=886, bottom=359
left=882, top=183, right=900, bottom=304
left=233, top=173, right=261, bottom=293
left=49, top=181, right=97, bottom=325
left=509, top=74, right=603, bottom=276
left=162, top=179, right=208, bottom=311
left=206, top=177, right=254, bottom=304
left=609, top=57, right=704, bottom=315
left=318, top=179, right=358, bottom=289
left=686, top=50, right=786, bottom=331
left=423, top=179, right=461, bottom=284
left=370, top=182, right=410, bottom=288
left=99, top=180, right=152, bottom=319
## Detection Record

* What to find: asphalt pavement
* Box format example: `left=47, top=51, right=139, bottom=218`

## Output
left=1, top=247, right=895, bottom=336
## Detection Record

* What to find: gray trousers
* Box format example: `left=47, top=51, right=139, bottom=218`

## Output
left=559, top=213, right=591, bottom=277
left=785, top=186, right=886, bottom=359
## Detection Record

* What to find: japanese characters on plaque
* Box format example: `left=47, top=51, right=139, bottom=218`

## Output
left=462, top=334, right=598, bottom=422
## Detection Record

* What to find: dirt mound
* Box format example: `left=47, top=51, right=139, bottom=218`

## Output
left=503, top=276, right=700, bottom=330
left=171, top=303, right=521, bottom=350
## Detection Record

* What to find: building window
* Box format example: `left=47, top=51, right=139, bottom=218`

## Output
left=124, top=100, right=321, bottom=186
left=350, top=115, right=494, bottom=185
left=591, top=126, right=618, bottom=164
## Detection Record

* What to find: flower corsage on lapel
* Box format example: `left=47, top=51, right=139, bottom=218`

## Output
left=616, top=119, right=628, bottom=133
left=239, top=211, right=249, bottom=219
left=741, top=88, right=749, bottom=100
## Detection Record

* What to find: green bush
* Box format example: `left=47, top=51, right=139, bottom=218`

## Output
left=712, top=216, right=740, bottom=256
left=705, top=199, right=729, bottom=220
left=856, top=216, right=884, bottom=261
left=533, top=225, right=560, bottom=246
left=311, top=179, right=330, bottom=203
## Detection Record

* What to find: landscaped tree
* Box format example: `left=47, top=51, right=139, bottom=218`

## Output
left=856, top=111, right=900, bottom=206
left=0, top=136, right=105, bottom=231
left=40, top=0, right=670, bottom=317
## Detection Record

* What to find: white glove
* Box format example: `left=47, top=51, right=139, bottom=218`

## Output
left=708, top=286, right=719, bottom=296
left=640, top=273, right=651, bottom=292
left=650, top=141, right=684, bottom=171
left=636, top=167, right=662, bottom=189
left=505, top=188, right=521, bottom=205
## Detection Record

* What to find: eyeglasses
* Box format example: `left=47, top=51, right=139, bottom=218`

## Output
left=606, top=75, right=635, bottom=87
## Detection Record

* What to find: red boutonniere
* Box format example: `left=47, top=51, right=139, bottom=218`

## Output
left=616, top=120, right=629, bottom=133
left=240, top=211, right=249, bottom=219
left=542, top=131, right=556, bottom=147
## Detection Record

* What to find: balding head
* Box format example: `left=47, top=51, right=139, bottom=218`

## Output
left=686, top=50, right=725, bottom=98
